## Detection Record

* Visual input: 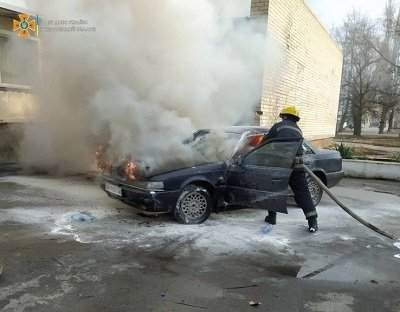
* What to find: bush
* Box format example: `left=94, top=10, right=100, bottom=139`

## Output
left=331, top=142, right=358, bottom=159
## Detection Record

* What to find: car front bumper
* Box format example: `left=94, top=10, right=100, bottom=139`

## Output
left=326, top=171, right=344, bottom=188
left=101, top=176, right=180, bottom=213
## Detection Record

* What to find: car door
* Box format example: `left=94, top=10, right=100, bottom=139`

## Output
left=224, top=138, right=302, bottom=214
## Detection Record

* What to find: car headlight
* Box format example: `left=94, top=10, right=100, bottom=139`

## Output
left=146, top=181, right=164, bottom=190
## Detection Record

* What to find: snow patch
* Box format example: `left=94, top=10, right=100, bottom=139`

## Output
left=111, top=262, right=145, bottom=271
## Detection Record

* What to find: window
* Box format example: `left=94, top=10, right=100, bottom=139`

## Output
left=0, top=34, right=38, bottom=86
left=0, top=35, right=10, bottom=83
left=243, top=141, right=299, bottom=168
left=302, top=143, right=314, bottom=155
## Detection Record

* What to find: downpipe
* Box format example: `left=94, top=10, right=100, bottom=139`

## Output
left=300, top=164, right=398, bottom=241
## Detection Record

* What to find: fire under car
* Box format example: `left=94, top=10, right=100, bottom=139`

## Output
left=100, top=126, right=344, bottom=224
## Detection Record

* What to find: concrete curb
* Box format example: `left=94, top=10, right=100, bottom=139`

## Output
left=343, top=159, right=400, bottom=181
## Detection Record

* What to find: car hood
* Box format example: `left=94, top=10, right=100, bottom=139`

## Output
left=149, top=161, right=227, bottom=180
left=145, top=159, right=213, bottom=178
left=110, top=157, right=227, bottom=181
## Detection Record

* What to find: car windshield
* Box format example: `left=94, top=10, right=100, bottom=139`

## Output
left=185, top=129, right=264, bottom=162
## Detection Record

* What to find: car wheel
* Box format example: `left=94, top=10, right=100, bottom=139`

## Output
left=307, top=175, right=323, bottom=206
left=174, top=185, right=213, bottom=224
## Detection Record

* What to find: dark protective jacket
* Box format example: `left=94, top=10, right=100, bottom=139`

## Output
left=263, top=118, right=303, bottom=155
left=263, top=117, right=317, bottom=219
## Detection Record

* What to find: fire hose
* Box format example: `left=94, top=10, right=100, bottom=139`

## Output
left=300, top=164, right=398, bottom=241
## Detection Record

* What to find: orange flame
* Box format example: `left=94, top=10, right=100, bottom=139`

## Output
left=125, top=160, right=137, bottom=180
left=94, top=146, right=113, bottom=173
left=248, top=134, right=264, bottom=147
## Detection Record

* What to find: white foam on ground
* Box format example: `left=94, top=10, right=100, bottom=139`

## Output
left=1, top=176, right=400, bottom=263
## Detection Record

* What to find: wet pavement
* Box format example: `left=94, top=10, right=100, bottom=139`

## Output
left=0, top=174, right=399, bottom=311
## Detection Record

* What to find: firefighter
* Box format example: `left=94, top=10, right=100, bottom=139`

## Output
left=262, top=105, right=318, bottom=232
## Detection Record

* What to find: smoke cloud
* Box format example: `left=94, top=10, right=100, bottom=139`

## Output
left=19, top=0, right=275, bottom=173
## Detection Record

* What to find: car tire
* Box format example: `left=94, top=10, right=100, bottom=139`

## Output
left=307, top=175, right=323, bottom=206
left=174, top=185, right=213, bottom=224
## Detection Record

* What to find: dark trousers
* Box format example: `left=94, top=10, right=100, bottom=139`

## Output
left=268, top=168, right=318, bottom=220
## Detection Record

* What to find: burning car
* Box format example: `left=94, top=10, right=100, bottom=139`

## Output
left=99, top=126, right=343, bottom=224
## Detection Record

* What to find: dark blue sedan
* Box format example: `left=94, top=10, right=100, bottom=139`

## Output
left=100, top=126, right=343, bottom=224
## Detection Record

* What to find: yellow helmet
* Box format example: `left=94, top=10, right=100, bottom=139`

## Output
left=279, top=105, right=300, bottom=121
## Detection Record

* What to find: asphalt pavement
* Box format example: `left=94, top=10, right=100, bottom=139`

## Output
left=0, top=174, right=399, bottom=312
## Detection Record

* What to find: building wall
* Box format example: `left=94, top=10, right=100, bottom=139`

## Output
left=0, top=9, right=36, bottom=123
left=0, top=14, right=12, bottom=31
left=251, top=0, right=343, bottom=140
left=0, top=90, right=35, bottom=122
left=250, top=0, right=269, bottom=19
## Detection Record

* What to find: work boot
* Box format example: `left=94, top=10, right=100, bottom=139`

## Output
left=308, top=218, right=318, bottom=233
left=264, top=213, right=277, bottom=225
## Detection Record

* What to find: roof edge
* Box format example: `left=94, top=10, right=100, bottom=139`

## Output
left=0, top=2, right=37, bottom=16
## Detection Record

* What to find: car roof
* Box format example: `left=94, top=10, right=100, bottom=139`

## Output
left=195, top=126, right=322, bottom=153
left=224, top=126, right=269, bottom=133
left=198, top=126, right=269, bottom=134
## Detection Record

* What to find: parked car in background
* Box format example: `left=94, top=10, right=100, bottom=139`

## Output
left=100, top=126, right=343, bottom=224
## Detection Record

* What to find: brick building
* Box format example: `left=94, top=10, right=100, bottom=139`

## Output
left=251, top=0, right=343, bottom=142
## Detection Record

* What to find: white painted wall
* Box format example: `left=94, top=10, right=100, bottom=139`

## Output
left=343, top=160, right=400, bottom=181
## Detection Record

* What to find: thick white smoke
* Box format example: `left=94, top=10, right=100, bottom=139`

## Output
left=19, top=0, right=275, bottom=173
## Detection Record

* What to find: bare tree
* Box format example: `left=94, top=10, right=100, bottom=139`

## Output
left=374, top=1, right=400, bottom=134
left=335, top=27, right=353, bottom=133
left=386, top=4, right=400, bottom=133
left=335, top=12, right=379, bottom=136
